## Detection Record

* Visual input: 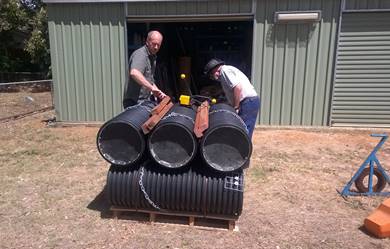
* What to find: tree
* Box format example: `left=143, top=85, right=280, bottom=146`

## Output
left=24, top=3, right=50, bottom=75
left=0, top=0, right=50, bottom=76
left=0, top=0, right=29, bottom=71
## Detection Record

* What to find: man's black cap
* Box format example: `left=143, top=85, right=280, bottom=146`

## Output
left=203, top=58, right=225, bottom=75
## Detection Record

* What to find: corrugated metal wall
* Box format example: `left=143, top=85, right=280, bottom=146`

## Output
left=345, top=0, right=390, bottom=9
left=331, top=12, right=390, bottom=127
left=48, top=3, right=126, bottom=122
left=126, top=0, right=253, bottom=15
left=252, top=0, right=340, bottom=126
left=47, top=0, right=343, bottom=126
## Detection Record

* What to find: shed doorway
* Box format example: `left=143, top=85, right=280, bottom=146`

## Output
left=126, top=21, right=253, bottom=102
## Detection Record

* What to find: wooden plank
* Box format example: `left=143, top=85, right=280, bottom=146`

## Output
left=110, top=206, right=238, bottom=221
left=189, top=216, right=195, bottom=226
left=228, top=220, right=236, bottom=231
left=109, top=206, right=239, bottom=231
left=113, top=210, right=119, bottom=219
left=194, top=101, right=209, bottom=138
left=151, top=96, right=171, bottom=115
left=142, top=101, right=174, bottom=134
left=150, top=213, right=156, bottom=222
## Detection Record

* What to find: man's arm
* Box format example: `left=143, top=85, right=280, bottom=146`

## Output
left=233, top=82, right=243, bottom=111
left=130, top=68, right=166, bottom=99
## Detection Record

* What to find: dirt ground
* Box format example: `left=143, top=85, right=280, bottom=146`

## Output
left=1, top=91, right=390, bottom=249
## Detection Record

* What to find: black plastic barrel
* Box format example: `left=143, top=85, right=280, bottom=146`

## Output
left=96, top=101, right=155, bottom=166
left=106, top=161, right=244, bottom=218
left=200, top=103, right=252, bottom=172
left=148, top=104, right=197, bottom=168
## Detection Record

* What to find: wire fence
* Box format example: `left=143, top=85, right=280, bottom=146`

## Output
left=0, top=79, right=52, bottom=86
left=0, top=72, right=46, bottom=83
left=0, top=80, right=54, bottom=123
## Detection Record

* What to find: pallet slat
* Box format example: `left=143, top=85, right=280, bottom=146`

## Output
left=110, top=206, right=238, bottom=231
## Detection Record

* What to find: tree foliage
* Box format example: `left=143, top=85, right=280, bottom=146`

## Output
left=0, top=0, right=50, bottom=75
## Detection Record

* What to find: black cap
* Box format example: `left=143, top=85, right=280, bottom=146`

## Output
left=203, top=58, right=225, bottom=75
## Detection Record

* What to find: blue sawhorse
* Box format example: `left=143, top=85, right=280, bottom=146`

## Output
left=340, top=133, right=390, bottom=197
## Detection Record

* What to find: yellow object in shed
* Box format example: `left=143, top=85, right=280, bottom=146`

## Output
left=179, top=95, right=191, bottom=106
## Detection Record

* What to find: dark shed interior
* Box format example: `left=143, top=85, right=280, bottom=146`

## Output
left=127, top=21, right=253, bottom=102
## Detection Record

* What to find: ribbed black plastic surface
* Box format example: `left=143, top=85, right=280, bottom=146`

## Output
left=200, top=103, right=252, bottom=172
left=148, top=104, right=197, bottom=168
left=106, top=161, right=244, bottom=219
left=96, top=101, right=155, bottom=166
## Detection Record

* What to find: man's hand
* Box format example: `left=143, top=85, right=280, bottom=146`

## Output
left=130, top=68, right=167, bottom=100
left=151, top=85, right=167, bottom=100
left=233, top=83, right=243, bottom=113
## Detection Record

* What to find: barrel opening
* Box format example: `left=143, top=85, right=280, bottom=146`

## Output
left=98, top=122, right=144, bottom=165
left=202, top=126, right=251, bottom=172
left=149, top=123, right=197, bottom=168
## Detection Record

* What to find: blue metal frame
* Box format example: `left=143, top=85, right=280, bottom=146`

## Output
left=340, top=133, right=390, bottom=196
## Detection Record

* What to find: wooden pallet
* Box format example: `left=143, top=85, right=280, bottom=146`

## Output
left=110, top=206, right=239, bottom=232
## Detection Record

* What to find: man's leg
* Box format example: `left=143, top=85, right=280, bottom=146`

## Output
left=238, top=96, right=260, bottom=139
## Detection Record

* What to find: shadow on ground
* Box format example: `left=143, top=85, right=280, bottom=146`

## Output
left=87, top=186, right=112, bottom=219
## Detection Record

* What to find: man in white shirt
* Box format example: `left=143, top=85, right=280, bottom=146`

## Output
left=204, top=58, right=260, bottom=139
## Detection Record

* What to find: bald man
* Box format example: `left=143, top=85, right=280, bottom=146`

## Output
left=123, top=30, right=166, bottom=108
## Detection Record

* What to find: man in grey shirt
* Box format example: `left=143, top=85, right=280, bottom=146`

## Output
left=123, top=30, right=166, bottom=108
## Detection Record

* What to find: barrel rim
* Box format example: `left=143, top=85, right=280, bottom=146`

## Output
left=200, top=125, right=252, bottom=172
left=96, top=120, right=145, bottom=166
left=148, top=122, right=197, bottom=169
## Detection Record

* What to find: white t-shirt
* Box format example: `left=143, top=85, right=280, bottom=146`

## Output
left=219, top=65, right=258, bottom=106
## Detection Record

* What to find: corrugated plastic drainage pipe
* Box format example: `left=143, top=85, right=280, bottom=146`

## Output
left=96, top=101, right=155, bottom=166
left=200, top=103, right=252, bottom=172
left=148, top=104, right=197, bottom=168
left=107, top=161, right=244, bottom=218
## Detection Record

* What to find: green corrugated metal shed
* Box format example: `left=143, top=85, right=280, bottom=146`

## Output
left=331, top=7, right=390, bottom=127
left=48, top=3, right=126, bottom=121
left=253, top=0, right=339, bottom=126
left=45, top=0, right=390, bottom=127
left=126, top=0, right=253, bottom=15
left=346, top=0, right=390, bottom=9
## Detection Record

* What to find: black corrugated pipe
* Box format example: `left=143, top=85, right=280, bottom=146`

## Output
left=148, top=104, right=197, bottom=169
left=106, top=160, right=244, bottom=219
left=200, top=103, right=252, bottom=172
left=96, top=101, right=156, bottom=166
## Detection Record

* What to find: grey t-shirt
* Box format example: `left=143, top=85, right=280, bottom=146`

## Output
left=123, top=45, right=157, bottom=104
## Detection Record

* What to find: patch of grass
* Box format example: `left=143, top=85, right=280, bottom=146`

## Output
left=343, top=198, right=365, bottom=210
left=269, top=151, right=291, bottom=162
left=22, top=149, right=40, bottom=156
left=34, top=131, right=59, bottom=142
left=13, top=148, right=51, bottom=157
left=0, top=149, right=41, bottom=158
left=181, top=240, right=191, bottom=248
left=318, top=147, right=365, bottom=165
left=21, top=127, right=59, bottom=142
left=265, top=165, right=280, bottom=173
left=322, top=167, right=338, bottom=175
left=250, top=167, right=267, bottom=180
